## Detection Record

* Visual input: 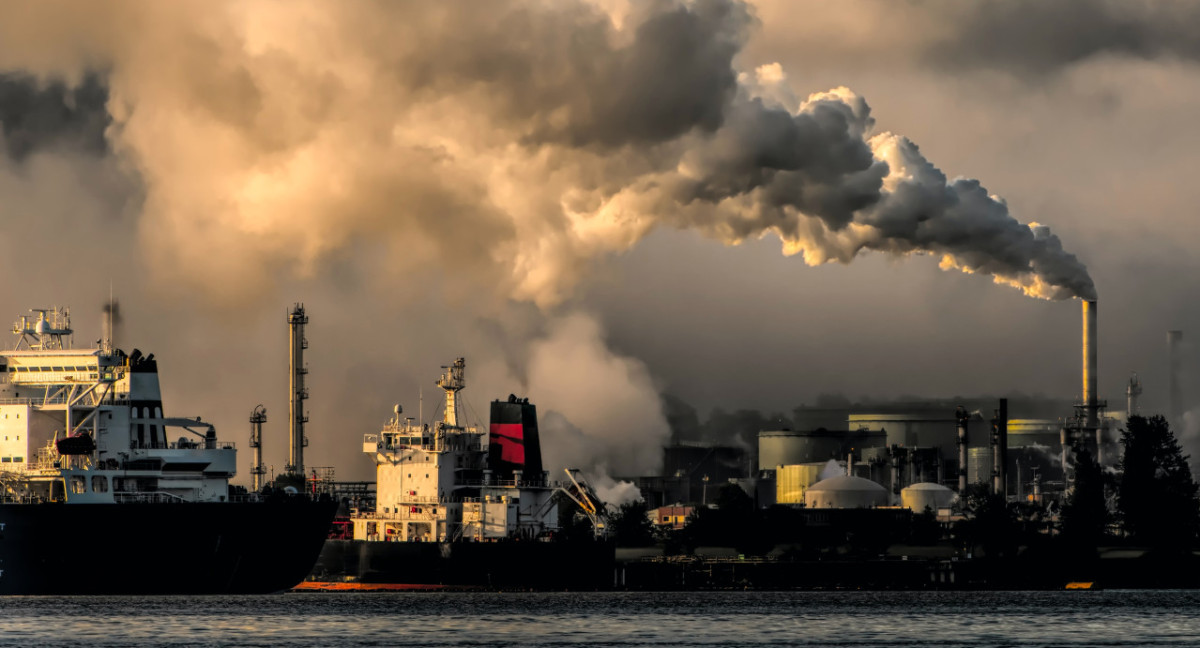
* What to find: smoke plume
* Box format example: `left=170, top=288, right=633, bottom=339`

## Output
left=0, top=0, right=1106, bottom=486
left=0, top=0, right=1095, bottom=307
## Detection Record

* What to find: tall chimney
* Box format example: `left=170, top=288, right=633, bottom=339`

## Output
left=286, top=304, right=309, bottom=480
left=1168, top=330, right=1184, bottom=426
left=1082, top=300, right=1099, bottom=430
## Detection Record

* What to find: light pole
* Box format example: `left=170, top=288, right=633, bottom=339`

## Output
left=702, top=474, right=710, bottom=506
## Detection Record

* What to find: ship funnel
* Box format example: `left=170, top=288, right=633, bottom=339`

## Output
left=489, top=395, right=544, bottom=483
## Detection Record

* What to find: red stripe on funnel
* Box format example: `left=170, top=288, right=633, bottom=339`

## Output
left=489, top=423, right=525, bottom=464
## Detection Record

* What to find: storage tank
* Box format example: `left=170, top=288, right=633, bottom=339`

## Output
left=847, top=412, right=957, bottom=450
left=758, top=429, right=885, bottom=470
left=1006, top=419, right=1062, bottom=448
left=803, top=475, right=888, bottom=509
left=968, top=447, right=993, bottom=485
left=775, top=463, right=827, bottom=504
left=901, top=482, right=958, bottom=512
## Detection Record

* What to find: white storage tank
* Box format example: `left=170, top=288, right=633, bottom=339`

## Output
left=900, top=482, right=958, bottom=512
left=803, top=475, right=888, bottom=509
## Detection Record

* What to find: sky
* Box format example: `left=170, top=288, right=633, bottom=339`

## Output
left=0, top=0, right=1197, bottom=486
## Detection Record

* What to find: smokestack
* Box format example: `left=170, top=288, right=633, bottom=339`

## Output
left=1168, top=330, right=1184, bottom=426
left=1082, top=300, right=1098, bottom=429
left=991, top=399, right=1008, bottom=498
left=286, top=303, right=309, bottom=480
left=955, top=406, right=969, bottom=494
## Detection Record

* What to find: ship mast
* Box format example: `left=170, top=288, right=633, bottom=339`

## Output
left=286, top=304, right=309, bottom=481
left=436, top=358, right=465, bottom=428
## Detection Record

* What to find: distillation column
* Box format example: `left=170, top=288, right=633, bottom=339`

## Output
left=287, top=304, right=309, bottom=480
left=249, top=405, right=267, bottom=491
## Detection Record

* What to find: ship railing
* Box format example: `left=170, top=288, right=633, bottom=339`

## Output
left=113, top=491, right=190, bottom=504
left=458, top=479, right=555, bottom=489
left=0, top=394, right=117, bottom=407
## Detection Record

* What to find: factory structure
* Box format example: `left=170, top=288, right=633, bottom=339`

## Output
left=630, top=299, right=1179, bottom=521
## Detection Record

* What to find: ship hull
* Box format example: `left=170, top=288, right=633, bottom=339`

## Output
left=0, top=498, right=337, bottom=595
left=309, top=539, right=615, bottom=589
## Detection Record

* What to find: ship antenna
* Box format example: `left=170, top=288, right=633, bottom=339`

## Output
left=107, top=281, right=113, bottom=352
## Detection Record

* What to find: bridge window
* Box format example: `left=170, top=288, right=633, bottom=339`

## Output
left=13, top=457, right=21, bottom=462
left=92, top=476, right=109, bottom=493
left=1, top=457, right=10, bottom=463
left=52, top=367, right=64, bottom=372
left=70, top=475, right=86, bottom=494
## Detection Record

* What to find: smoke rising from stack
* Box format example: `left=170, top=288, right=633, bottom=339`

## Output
left=0, top=0, right=1094, bottom=307
left=0, top=0, right=1112, bottom=493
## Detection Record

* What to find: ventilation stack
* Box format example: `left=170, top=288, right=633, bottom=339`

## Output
left=249, top=405, right=267, bottom=491
left=286, top=304, right=309, bottom=480
left=1168, top=330, right=1184, bottom=427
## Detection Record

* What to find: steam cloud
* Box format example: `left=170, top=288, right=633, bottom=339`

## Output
left=0, top=0, right=1095, bottom=305
left=0, top=0, right=1100, bottom=490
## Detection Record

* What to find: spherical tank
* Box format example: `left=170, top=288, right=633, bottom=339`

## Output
left=901, top=482, right=958, bottom=512
left=803, top=475, right=888, bottom=509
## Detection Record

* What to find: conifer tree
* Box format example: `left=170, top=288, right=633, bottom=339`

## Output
left=1117, top=415, right=1200, bottom=548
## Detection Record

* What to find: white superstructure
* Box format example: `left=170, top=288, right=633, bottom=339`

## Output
left=352, top=358, right=559, bottom=543
left=0, top=307, right=235, bottom=504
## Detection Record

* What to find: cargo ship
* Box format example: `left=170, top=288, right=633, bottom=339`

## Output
left=0, top=307, right=336, bottom=594
left=305, top=358, right=615, bottom=589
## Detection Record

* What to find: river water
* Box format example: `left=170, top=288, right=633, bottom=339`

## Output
left=1, top=590, right=1198, bottom=647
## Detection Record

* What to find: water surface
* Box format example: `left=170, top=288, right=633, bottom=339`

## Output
left=2, top=590, right=1198, bottom=647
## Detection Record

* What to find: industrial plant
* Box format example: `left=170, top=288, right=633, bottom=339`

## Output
left=613, top=298, right=1200, bottom=588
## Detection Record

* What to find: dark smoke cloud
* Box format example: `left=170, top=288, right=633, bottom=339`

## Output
left=0, top=73, right=108, bottom=161
left=926, top=0, right=1200, bottom=75
left=0, top=0, right=1141, bottom=487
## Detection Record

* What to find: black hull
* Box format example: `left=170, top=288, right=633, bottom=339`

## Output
left=0, top=498, right=337, bottom=595
left=310, top=539, right=615, bottom=589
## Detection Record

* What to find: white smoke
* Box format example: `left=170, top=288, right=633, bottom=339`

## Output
left=818, top=458, right=845, bottom=480
left=522, top=314, right=670, bottom=480
left=0, top=0, right=1094, bottom=310
left=0, top=0, right=1098, bottom=485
